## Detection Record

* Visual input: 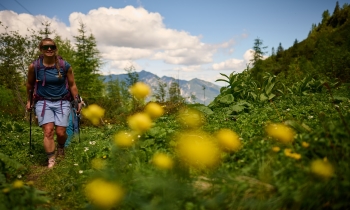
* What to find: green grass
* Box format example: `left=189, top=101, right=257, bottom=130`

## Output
left=1, top=85, right=350, bottom=209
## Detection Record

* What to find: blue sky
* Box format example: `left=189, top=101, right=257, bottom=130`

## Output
left=0, top=0, right=348, bottom=85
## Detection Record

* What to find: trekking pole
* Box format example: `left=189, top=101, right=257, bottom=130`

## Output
left=77, top=113, right=81, bottom=143
left=74, top=97, right=83, bottom=143
left=29, top=90, right=33, bottom=151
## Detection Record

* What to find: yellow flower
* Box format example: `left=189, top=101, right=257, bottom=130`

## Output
left=283, top=148, right=301, bottom=160
left=114, top=131, right=135, bottom=148
left=176, top=131, right=220, bottom=169
left=103, top=155, right=107, bottom=159
left=290, top=153, right=302, bottom=160
left=144, top=102, right=164, bottom=119
left=152, top=153, right=174, bottom=170
left=215, top=129, right=241, bottom=152
left=302, top=141, right=309, bottom=148
left=310, top=159, right=334, bottom=178
left=266, top=123, right=295, bottom=143
left=91, top=158, right=106, bottom=170
left=85, top=179, right=124, bottom=209
left=177, top=108, right=204, bottom=129
left=13, top=180, right=24, bottom=188
left=2, top=188, right=10, bottom=193
left=284, top=148, right=292, bottom=156
left=272, top=146, right=280, bottom=152
left=127, top=113, right=152, bottom=133
left=129, top=82, right=151, bottom=99
left=82, top=104, right=105, bottom=125
left=26, top=181, right=34, bottom=186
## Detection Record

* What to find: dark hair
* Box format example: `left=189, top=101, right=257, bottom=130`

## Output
left=39, top=38, right=62, bottom=78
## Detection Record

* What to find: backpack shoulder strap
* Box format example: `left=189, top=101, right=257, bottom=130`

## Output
left=57, top=56, right=70, bottom=90
left=57, top=56, right=66, bottom=72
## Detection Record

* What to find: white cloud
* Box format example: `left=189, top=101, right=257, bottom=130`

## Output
left=212, top=58, right=244, bottom=71
left=174, top=65, right=202, bottom=72
left=108, top=60, right=142, bottom=72
left=99, top=46, right=153, bottom=60
left=243, top=49, right=254, bottom=62
left=0, top=7, right=253, bottom=83
left=0, top=11, right=71, bottom=41
left=211, top=49, right=253, bottom=72
left=68, top=6, right=217, bottom=65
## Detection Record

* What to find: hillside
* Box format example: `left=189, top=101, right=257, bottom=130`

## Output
left=249, top=2, right=350, bottom=85
left=102, top=70, right=221, bottom=104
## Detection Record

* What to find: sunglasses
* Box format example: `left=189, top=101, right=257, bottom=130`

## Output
left=41, top=45, right=57, bottom=50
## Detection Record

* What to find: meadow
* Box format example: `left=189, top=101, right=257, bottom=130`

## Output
left=1, top=75, right=349, bottom=210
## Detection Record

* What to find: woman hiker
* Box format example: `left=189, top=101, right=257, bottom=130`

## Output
left=26, top=37, right=82, bottom=168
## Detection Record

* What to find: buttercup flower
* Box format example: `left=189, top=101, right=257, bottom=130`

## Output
left=272, top=146, right=281, bottom=152
left=26, top=181, right=34, bottom=186
left=129, top=82, right=151, bottom=99
left=91, top=158, right=105, bottom=170
left=144, top=102, right=164, bottom=119
left=152, top=153, right=174, bottom=170
left=82, top=104, right=105, bottom=125
left=114, top=131, right=135, bottom=148
left=127, top=113, right=153, bottom=133
left=289, top=153, right=302, bottom=160
left=85, top=179, right=124, bottom=209
left=310, top=159, right=334, bottom=178
left=284, top=148, right=292, bottom=156
left=13, top=180, right=24, bottom=188
left=215, top=129, right=241, bottom=152
left=302, top=141, right=310, bottom=148
left=283, top=148, right=301, bottom=160
left=266, top=123, right=295, bottom=143
left=177, top=108, right=204, bottom=129
left=176, top=131, right=220, bottom=169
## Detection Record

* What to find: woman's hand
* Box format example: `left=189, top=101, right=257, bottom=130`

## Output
left=26, top=101, right=33, bottom=112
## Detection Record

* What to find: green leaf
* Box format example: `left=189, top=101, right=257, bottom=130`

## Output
left=193, top=105, right=214, bottom=115
left=259, top=93, right=268, bottom=101
left=140, top=139, right=155, bottom=148
left=228, top=104, right=246, bottom=114
left=333, top=96, right=348, bottom=103
left=219, top=94, right=234, bottom=104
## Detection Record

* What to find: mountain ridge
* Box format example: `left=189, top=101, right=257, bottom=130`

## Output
left=102, top=70, right=221, bottom=104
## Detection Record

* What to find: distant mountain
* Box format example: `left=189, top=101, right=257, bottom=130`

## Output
left=101, top=70, right=221, bottom=104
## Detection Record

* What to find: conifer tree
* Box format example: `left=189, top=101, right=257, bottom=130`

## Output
left=73, top=22, right=104, bottom=100
left=322, top=10, right=330, bottom=25
left=168, top=80, right=182, bottom=103
left=277, top=43, right=284, bottom=55
left=333, top=1, right=340, bottom=15
left=54, top=35, right=75, bottom=64
left=124, top=65, right=139, bottom=111
left=0, top=23, right=42, bottom=113
left=293, top=39, right=298, bottom=46
left=153, top=78, right=167, bottom=103
left=125, top=65, right=139, bottom=88
left=250, top=37, right=267, bottom=66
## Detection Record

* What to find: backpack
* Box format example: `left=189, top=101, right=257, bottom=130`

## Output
left=32, top=55, right=73, bottom=117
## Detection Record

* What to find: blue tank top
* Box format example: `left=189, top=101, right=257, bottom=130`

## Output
left=35, top=59, right=71, bottom=98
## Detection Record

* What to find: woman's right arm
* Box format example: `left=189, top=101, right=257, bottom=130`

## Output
left=26, top=64, right=35, bottom=111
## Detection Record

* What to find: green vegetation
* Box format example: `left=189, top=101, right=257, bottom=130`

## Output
left=1, top=2, right=350, bottom=210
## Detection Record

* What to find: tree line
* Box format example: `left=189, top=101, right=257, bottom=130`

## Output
left=0, top=21, right=186, bottom=121
left=248, top=1, right=350, bottom=86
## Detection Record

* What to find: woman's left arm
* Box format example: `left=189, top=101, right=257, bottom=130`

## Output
left=66, top=67, right=81, bottom=113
